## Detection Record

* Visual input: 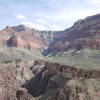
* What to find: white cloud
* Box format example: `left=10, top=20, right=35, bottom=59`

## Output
left=51, top=24, right=63, bottom=31
left=16, top=14, right=26, bottom=20
left=86, top=0, right=100, bottom=7
left=21, top=21, right=47, bottom=30
left=35, top=24, right=47, bottom=30
left=36, top=19, right=46, bottom=24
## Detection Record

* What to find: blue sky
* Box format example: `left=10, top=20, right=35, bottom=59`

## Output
left=0, top=0, right=100, bottom=30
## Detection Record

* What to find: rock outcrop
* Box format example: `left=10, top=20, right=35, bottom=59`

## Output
left=32, top=60, right=100, bottom=79
left=23, top=60, right=100, bottom=100
left=0, top=59, right=34, bottom=100
left=45, top=14, right=100, bottom=54
left=0, top=60, right=100, bottom=100
left=6, top=35, right=18, bottom=47
left=0, top=25, right=55, bottom=50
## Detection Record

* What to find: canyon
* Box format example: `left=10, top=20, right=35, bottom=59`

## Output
left=0, top=14, right=100, bottom=100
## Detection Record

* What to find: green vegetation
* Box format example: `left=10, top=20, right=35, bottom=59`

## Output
left=0, top=44, right=100, bottom=70
left=45, top=48, right=100, bottom=70
left=0, top=45, right=45, bottom=64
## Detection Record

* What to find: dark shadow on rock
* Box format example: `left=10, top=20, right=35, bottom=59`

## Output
left=22, top=67, right=55, bottom=97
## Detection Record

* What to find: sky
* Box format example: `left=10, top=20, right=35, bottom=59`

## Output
left=0, top=0, right=100, bottom=30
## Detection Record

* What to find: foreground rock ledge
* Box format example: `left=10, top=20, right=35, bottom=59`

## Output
left=0, top=59, right=100, bottom=100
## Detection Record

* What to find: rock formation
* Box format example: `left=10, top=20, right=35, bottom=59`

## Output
left=0, top=59, right=100, bottom=100
left=0, top=25, right=54, bottom=50
left=45, top=14, right=100, bottom=54
left=6, top=35, right=18, bottom=47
